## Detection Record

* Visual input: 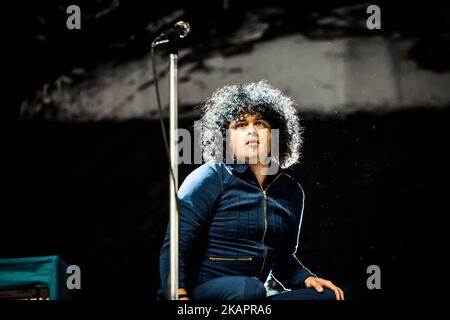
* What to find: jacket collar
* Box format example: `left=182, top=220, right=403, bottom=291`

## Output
left=228, top=163, right=251, bottom=174
left=226, top=162, right=284, bottom=186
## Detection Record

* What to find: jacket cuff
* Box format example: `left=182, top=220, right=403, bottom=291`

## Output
left=290, top=267, right=315, bottom=289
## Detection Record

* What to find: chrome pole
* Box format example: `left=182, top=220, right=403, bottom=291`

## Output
left=168, top=53, right=179, bottom=300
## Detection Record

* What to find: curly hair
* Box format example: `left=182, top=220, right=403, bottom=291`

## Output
left=194, top=80, right=304, bottom=169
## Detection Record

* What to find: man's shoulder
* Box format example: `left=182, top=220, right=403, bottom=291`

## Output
left=183, top=161, right=225, bottom=185
left=194, top=160, right=227, bottom=176
left=178, top=161, right=224, bottom=195
left=281, top=171, right=304, bottom=193
left=186, top=161, right=220, bottom=178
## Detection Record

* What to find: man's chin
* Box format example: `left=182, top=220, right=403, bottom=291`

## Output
left=235, top=153, right=264, bottom=164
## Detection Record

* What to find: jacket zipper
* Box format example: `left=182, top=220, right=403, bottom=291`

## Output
left=209, top=257, right=253, bottom=261
left=254, top=171, right=283, bottom=278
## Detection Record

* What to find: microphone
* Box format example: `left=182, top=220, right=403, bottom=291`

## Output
left=152, top=21, right=191, bottom=47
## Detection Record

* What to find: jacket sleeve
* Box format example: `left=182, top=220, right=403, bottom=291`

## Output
left=270, top=183, right=316, bottom=289
left=159, top=164, right=222, bottom=298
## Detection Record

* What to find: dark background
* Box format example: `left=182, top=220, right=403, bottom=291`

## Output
left=3, top=1, right=450, bottom=299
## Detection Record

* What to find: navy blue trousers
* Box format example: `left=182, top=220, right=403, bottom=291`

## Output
left=191, top=276, right=336, bottom=300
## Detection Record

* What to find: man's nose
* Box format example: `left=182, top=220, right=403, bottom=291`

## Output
left=246, top=123, right=258, bottom=135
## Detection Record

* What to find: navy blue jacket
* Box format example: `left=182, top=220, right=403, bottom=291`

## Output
left=159, top=160, right=315, bottom=298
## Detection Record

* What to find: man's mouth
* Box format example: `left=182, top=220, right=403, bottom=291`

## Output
left=246, top=138, right=259, bottom=145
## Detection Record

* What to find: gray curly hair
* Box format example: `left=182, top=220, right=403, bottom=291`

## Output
left=194, top=80, right=304, bottom=169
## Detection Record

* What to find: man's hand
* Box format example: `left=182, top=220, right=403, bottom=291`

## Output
left=304, top=276, right=345, bottom=300
left=178, top=288, right=189, bottom=300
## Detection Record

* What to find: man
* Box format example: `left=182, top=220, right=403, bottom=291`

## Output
left=159, top=80, right=344, bottom=300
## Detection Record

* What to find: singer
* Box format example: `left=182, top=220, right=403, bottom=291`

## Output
left=158, top=80, right=344, bottom=300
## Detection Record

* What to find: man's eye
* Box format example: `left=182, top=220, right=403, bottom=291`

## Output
left=255, top=121, right=270, bottom=128
left=235, top=122, right=246, bottom=128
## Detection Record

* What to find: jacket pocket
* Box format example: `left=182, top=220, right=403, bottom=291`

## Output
left=208, top=257, right=253, bottom=261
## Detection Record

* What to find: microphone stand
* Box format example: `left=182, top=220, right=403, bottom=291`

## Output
left=152, top=22, right=190, bottom=300
left=168, top=47, right=179, bottom=301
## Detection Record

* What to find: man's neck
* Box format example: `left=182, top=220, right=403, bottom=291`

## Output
left=250, top=164, right=270, bottom=189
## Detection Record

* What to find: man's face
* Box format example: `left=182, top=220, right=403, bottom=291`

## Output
left=228, top=113, right=272, bottom=164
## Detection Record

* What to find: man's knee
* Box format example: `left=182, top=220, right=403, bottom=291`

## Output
left=268, top=287, right=337, bottom=300
left=224, top=277, right=266, bottom=300
left=316, top=288, right=336, bottom=300
left=192, top=276, right=267, bottom=300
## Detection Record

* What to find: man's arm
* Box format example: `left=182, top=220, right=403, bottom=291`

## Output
left=270, top=183, right=316, bottom=289
left=159, top=164, right=222, bottom=299
left=271, top=183, right=344, bottom=299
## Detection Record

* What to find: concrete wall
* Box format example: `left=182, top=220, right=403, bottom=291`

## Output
left=21, top=35, right=450, bottom=121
